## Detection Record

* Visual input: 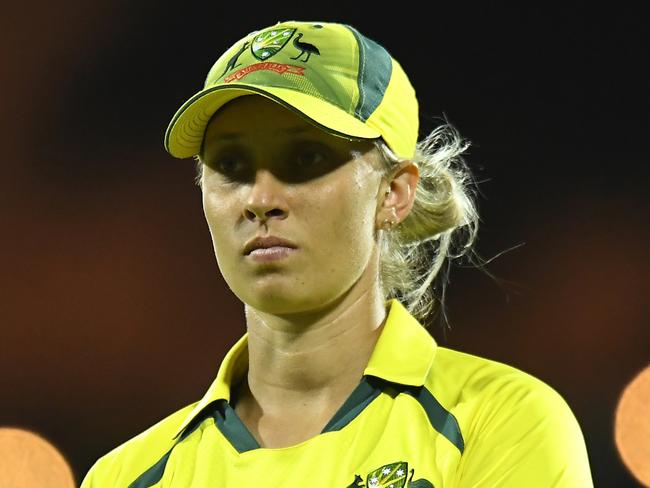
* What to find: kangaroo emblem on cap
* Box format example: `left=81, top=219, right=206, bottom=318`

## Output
left=220, top=41, right=250, bottom=78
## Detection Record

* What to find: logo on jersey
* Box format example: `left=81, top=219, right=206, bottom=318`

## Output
left=345, top=461, right=434, bottom=487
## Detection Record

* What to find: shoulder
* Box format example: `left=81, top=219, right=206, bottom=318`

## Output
left=425, top=347, right=593, bottom=486
left=430, top=346, right=583, bottom=435
left=430, top=346, right=570, bottom=406
left=80, top=401, right=198, bottom=488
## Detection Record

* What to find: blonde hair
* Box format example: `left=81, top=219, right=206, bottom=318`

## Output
left=194, top=117, right=502, bottom=337
left=371, top=118, right=498, bottom=337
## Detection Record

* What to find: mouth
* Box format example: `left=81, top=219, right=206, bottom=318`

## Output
left=245, top=246, right=298, bottom=262
left=243, top=235, right=298, bottom=255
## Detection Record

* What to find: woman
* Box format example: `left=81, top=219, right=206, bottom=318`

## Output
left=81, top=20, right=594, bottom=487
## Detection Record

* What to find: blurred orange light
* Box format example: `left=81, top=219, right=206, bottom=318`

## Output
left=614, top=364, right=650, bottom=487
left=0, top=427, right=76, bottom=488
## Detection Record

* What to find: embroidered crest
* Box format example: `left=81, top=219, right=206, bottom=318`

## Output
left=251, top=27, right=296, bottom=60
left=345, top=461, right=434, bottom=488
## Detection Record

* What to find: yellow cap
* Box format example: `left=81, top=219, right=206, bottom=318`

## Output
left=165, top=20, right=419, bottom=160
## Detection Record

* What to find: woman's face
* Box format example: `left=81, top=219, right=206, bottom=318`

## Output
left=200, top=95, right=387, bottom=315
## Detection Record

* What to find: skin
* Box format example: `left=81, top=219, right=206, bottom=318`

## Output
left=200, top=94, right=419, bottom=448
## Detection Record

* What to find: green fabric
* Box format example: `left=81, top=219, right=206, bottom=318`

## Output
left=344, top=25, right=393, bottom=122
left=407, top=386, right=465, bottom=454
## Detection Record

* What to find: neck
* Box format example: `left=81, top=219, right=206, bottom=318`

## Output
left=239, top=257, right=387, bottom=415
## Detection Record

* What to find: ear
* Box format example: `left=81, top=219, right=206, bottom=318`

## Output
left=378, top=160, right=419, bottom=228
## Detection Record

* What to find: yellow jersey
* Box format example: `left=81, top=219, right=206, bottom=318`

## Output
left=81, top=298, right=594, bottom=487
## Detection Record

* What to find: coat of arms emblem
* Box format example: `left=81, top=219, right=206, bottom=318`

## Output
left=345, top=461, right=434, bottom=487
left=251, top=27, right=296, bottom=60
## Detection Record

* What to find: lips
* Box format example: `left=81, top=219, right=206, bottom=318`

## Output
left=243, top=235, right=298, bottom=255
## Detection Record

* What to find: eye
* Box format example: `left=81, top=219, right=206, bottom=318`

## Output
left=206, top=153, right=248, bottom=177
left=296, top=150, right=324, bottom=167
left=216, top=157, right=242, bottom=173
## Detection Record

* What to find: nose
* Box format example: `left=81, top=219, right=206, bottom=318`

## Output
left=244, top=169, right=288, bottom=223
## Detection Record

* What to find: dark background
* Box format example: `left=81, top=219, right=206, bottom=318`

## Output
left=1, top=2, right=647, bottom=486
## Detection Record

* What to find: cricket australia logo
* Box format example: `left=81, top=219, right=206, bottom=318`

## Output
left=251, top=27, right=296, bottom=60
left=219, top=27, right=321, bottom=83
left=345, top=461, right=434, bottom=488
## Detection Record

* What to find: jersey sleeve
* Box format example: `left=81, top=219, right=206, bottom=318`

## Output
left=79, top=458, right=107, bottom=488
left=451, top=374, right=594, bottom=487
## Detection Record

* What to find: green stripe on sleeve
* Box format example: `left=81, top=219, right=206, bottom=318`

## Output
left=406, top=386, right=465, bottom=454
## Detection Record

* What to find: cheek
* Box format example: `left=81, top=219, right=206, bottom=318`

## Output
left=202, top=191, right=234, bottom=253
left=313, top=182, right=376, bottom=262
left=339, top=169, right=378, bottom=238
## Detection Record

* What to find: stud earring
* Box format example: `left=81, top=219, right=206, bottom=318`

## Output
left=383, top=189, right=396, bottom=230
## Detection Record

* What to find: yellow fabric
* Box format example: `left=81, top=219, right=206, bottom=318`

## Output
left=365, top=57, right=419, bottom=159
left=81, top=298, right=594, bottom=487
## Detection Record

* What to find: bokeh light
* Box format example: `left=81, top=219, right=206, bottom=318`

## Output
left=615, top=364, right=650, bottom=487
left=0, top=428, right=76, bottom=488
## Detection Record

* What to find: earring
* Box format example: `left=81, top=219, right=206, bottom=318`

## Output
left=383, top=189, right=396, bottom=231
